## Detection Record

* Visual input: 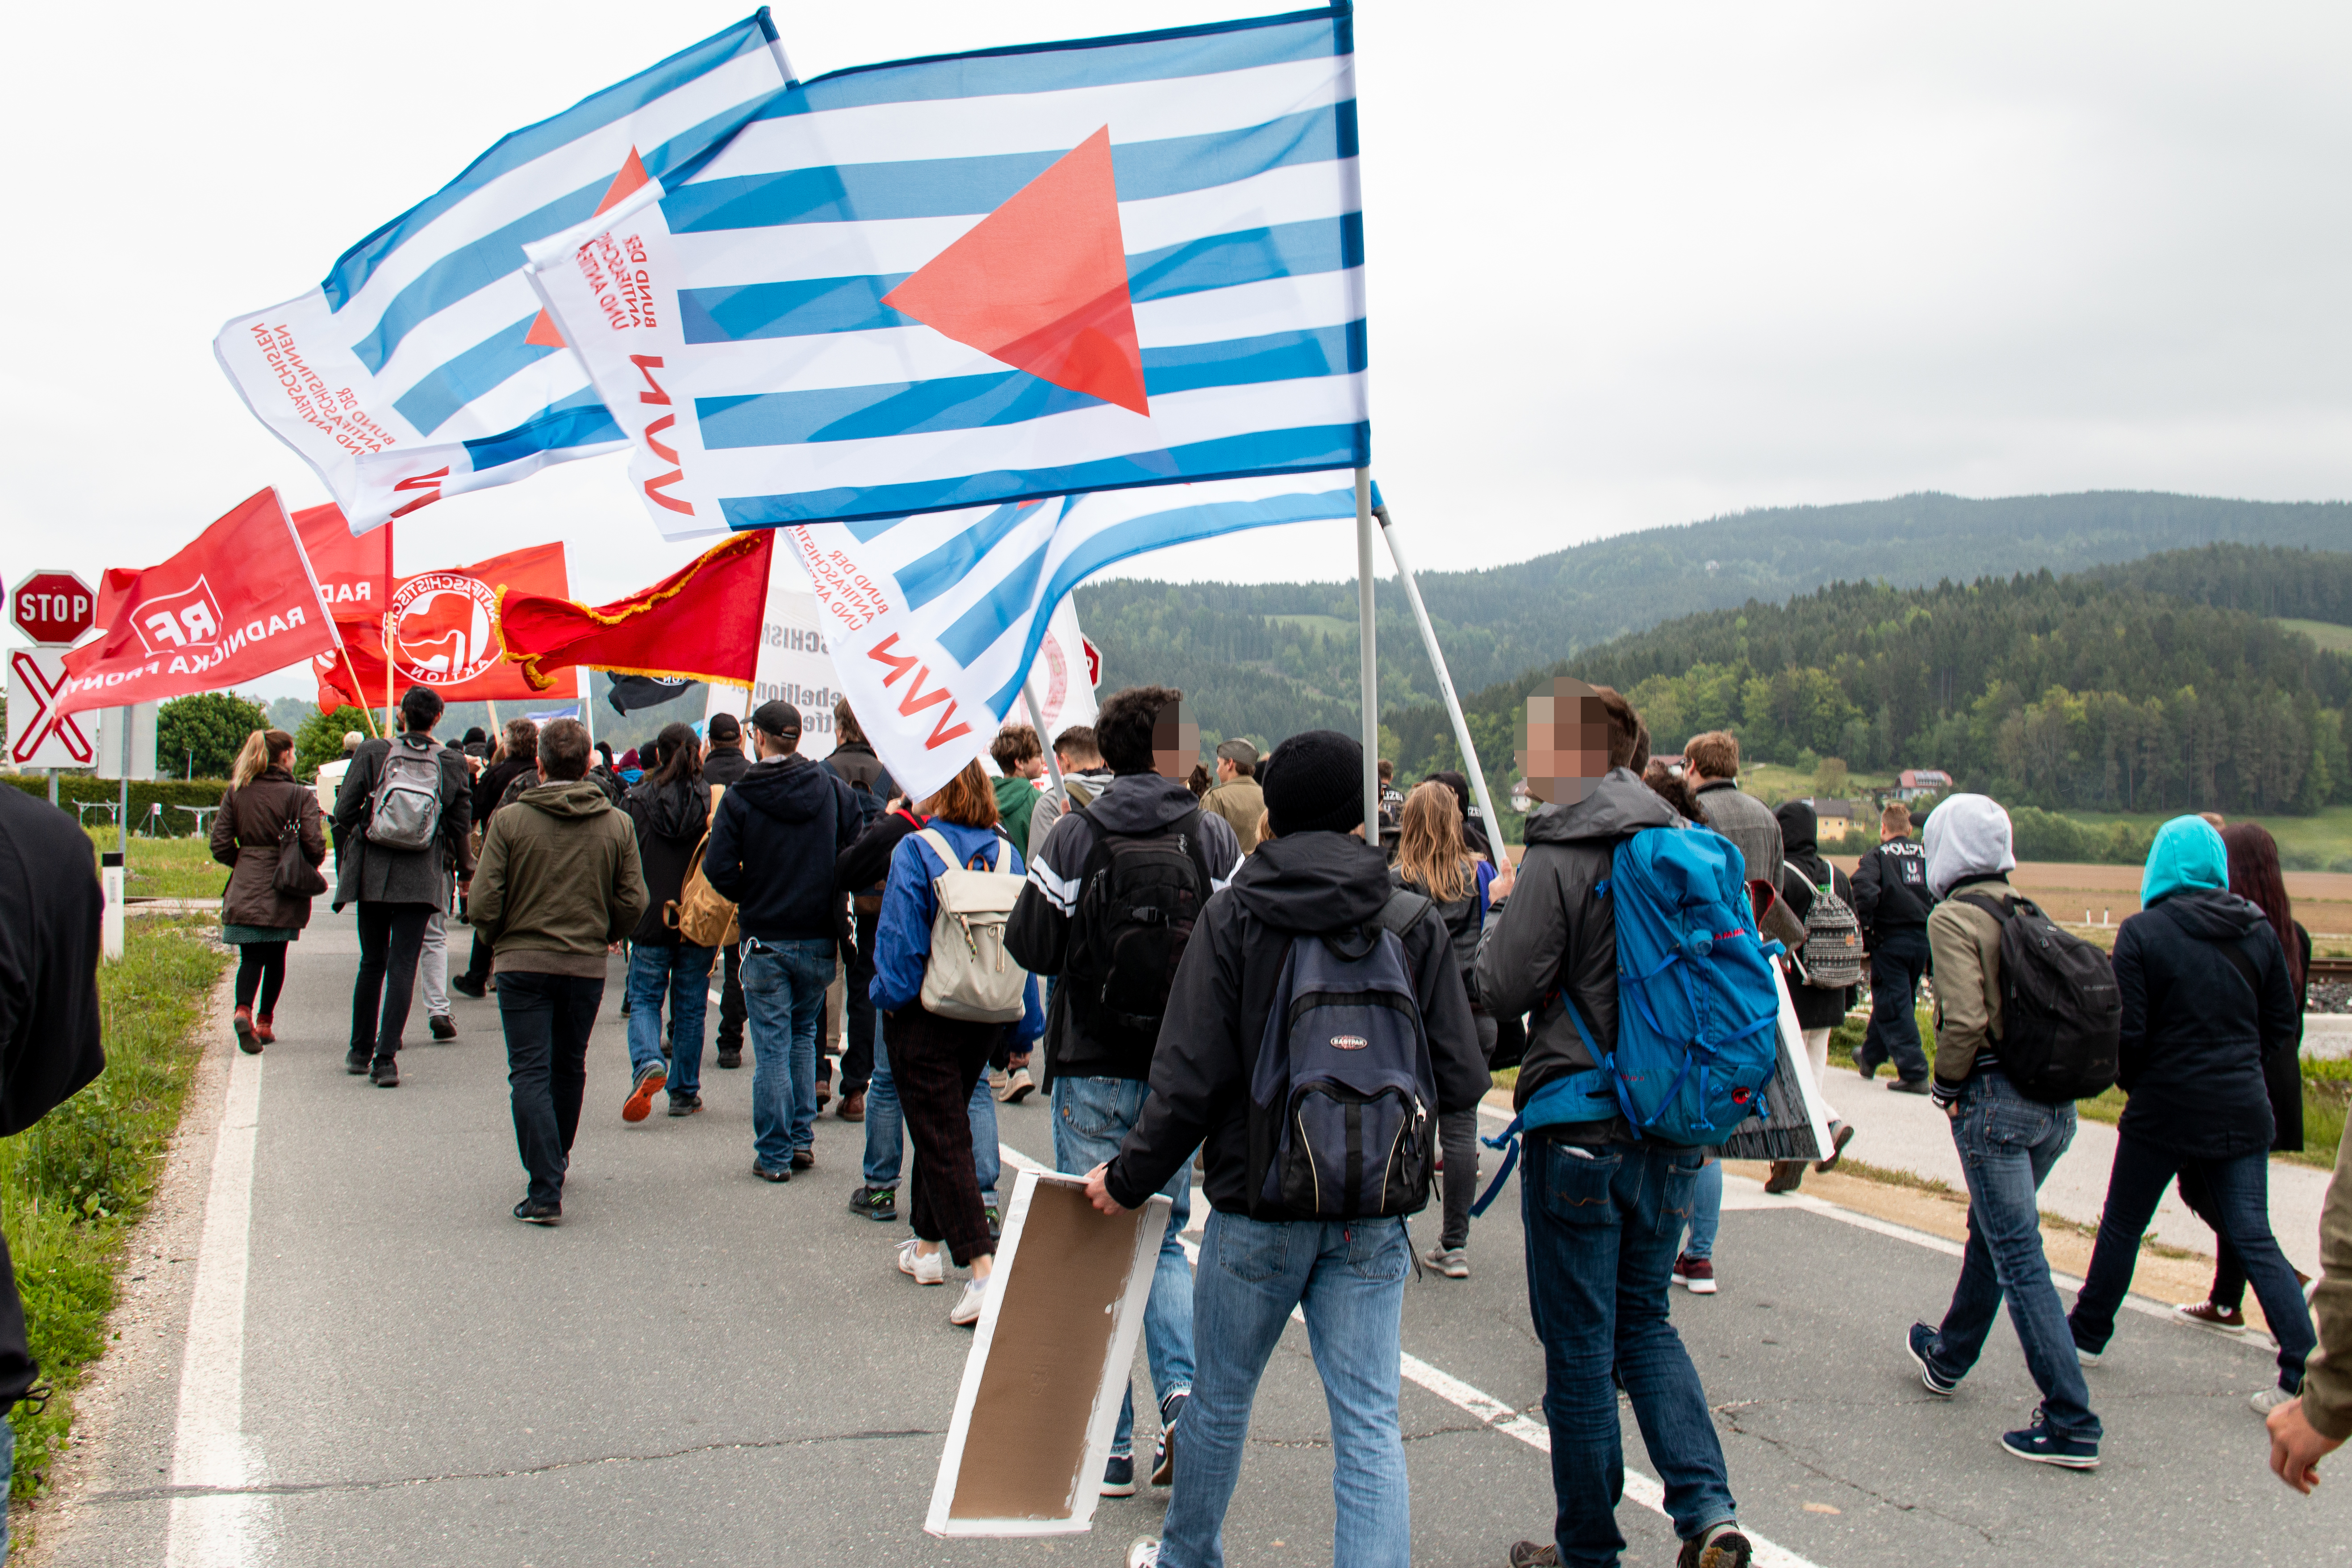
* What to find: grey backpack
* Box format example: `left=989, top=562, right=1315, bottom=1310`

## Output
left=1796, top=877, right=1864, bottom=989
left=365, top=739, right=445, bottom=851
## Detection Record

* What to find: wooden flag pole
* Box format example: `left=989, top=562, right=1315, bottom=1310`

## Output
left=1372, top=485, right=1504, bottom=849
left=383, top=612, right=395, bottom=730
left=1354, top=469, right=1380, bottom=837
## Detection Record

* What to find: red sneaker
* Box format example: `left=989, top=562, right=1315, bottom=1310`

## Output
left=233, top=1007, right=262, bottom=1055
left=622, top=1066, right=667, bottom=1123
left=1672, top=1254, right=1718, bottom=1294
left=254, top=1014, right=277, bottom=1045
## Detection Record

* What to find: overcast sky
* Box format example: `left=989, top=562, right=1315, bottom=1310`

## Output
left=6, top=1, right=2350, bottom=689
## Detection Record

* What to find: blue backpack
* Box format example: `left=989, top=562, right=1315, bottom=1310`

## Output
left=1249, top=891, right=1439, bottom=1219
left=1474, top=825, right=1784, bottom=1215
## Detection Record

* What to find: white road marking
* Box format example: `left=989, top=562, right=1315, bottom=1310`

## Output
left=1000, top=1138, right=1827, bottom=1568
left=165, top=1046, right=265, bottom=1568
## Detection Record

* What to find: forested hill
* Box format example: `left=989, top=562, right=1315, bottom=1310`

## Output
left=1073, top=490, right=2352, bottom=751
left=1387, top=544, right=2352, bottom=819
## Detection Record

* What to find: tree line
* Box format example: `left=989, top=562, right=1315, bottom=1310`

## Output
left=1387, top=544, right=2352, bottom=819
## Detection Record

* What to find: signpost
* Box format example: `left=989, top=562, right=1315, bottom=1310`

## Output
left=9, top=569, right=97, bottom=809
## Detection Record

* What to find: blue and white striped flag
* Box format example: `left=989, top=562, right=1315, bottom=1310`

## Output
left=789, top=472, right=1359, bottom=800
left=525, top=4, right=1365, bottom=539
left=214, top=13, right=792, bottom=533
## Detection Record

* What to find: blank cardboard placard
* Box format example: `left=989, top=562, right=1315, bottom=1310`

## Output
left=926, top=1170, right=1170, bottom=1537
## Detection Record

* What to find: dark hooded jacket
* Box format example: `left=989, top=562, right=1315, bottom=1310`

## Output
left=0, top=788, right=106, bottom=1405
left=624, top=774, right=712, bottom=947
left=2112, top=887, right=2301, bottom=1159
left=1103, top=831, right=1488, bottom=1217
left=1851, top=834, right=1931, bottom=937
left=1474, top=769, right=1682, bottom=1142
left=702, top=754, right=860, bottom=944
left=1775, top=800, right=1859, bottom=1032
left=330, top=732, right=473, bottom=909
left=466, top=779, right=647, bottom=977
left=701, top=743, right=751, bottom=788
left=1006, top=771, right=1241, bottom=1082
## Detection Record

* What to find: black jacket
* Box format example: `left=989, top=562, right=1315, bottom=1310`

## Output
left=701, top=744, right=751, bottom=788
left=473, top=753, right=536, bottom=829
left=836, top=805, right=923, bottom=896
left=2112, top=888, right=2300, bottom=1160
left=623, top=775, right=712, bottom=947
left=702, top=755, right=859, bottom=943
left=0, top=789, right=107, bottom=1402
left=1006, top=772, right=1241, bottom=1082
left=1474, top=769, right=1682, bottom=1141
left=330, top=733, right=473, bottom=909
left=1104, top=831, right=1487, bottom=1216
left=1851, top=836, right=1930, bottom=936
left=1775, top=800, right=1860, bottom=1032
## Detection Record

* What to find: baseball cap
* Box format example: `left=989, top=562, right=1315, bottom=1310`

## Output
left=707, top=711, right=741, bottom=743
left=750, top=699, right=802, bottom=741
left=1215, top=738, right=1258, bottom=768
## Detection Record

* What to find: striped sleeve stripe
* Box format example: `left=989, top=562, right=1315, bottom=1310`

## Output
left=718, top=421, right=1366, bottom=531
left=1026, top=857, right=1082, bottom=914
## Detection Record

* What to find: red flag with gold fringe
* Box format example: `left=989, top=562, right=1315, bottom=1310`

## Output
left=495, top=531, right=773, bottom=692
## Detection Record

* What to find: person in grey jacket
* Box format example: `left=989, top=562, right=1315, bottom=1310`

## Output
left=1476, top=692, right=1757, bottom=1568
left=1682, top=732, right=1782, bottom=897
left=333, top=685, right=472, bottom=1086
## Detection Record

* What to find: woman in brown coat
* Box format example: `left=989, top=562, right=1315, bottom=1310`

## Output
left=210, top=728, right=327, bottom=1052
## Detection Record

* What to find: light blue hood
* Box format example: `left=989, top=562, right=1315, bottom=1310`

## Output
left=2141, top=815, right=2228, bottom=907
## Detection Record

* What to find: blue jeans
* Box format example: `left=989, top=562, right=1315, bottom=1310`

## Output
left=1679, top=1159, right=1722, bottom=1260
left=742, top=939, right=831, bottom=1170
left=1, top=1408, right=15, bottom=1552
left=1160, top=1212, right=1411, bottom=1568
left=2071, top=1134, right=2314, bottom=1390
left=626, top=943, right=715, bottom=1096
left=1521, top=1138, right=1735, bottom=1565
left=1917, top=1070, right=2100, bottom=1442
left=860, top=1022, right=999, bottom=1204
left=1052, top=1076, right=1195, bottom=1457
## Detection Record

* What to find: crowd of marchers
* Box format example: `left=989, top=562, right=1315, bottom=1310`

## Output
left=5, top=671, right=2345, bottom=1568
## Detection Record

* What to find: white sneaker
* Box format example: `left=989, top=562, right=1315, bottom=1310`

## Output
left=1125, top=1541, right=1161, bottom=1568
left=2251, top=1385, right=2298, bottom=1416
left=950, top=1275, right=991, bottom=1326
left=897, top=1239, right=946, bottom=1286
left=2075, top=1343, right=2102, bottom=1367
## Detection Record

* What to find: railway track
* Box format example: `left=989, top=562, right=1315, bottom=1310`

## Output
left=2310, top=955, right=2352, bottom=984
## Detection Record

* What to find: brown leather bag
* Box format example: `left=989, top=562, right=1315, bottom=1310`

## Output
left=665, top=785, right=739, bottom=947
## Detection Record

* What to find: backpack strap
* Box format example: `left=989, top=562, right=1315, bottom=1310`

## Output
left=1955, top=891, right=2017, bottom=923
left=1374, top=887, right=1432, bottom=940
left=915, top=825, right=997, bottom=875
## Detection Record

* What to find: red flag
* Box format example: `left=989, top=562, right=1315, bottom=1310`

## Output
left=293, top=503, right=393, bottom=621
left=496, top=532, right=772, bottom=691
left=60, top=489, right=337, bottom=717
left=314, top=542, right=577, bottom=708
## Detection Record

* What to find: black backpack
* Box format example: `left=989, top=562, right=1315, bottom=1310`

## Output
left=1247, top=890, right=1438, bottom=1219
left=1955, top=892, right=2120, bottom=1103
left=1065, top=805, right=1216, bottom=1050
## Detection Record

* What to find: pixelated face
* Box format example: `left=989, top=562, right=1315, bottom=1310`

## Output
left=1151, top=698, right=1201, bottom=780
left=1517, top=677, right=1613, bottom=806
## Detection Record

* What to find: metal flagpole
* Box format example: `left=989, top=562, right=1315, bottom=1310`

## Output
left=278, top=498, right=376, bottom=739
left=1372, top=485, right=1504, bottom=848
left=1021, top=677, right=1068, bottom=801
left=1354, top=469, right=1380, bottom=837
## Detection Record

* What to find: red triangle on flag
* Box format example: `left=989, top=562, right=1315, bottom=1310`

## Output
left=883, top=127, right=1148, bottom=417
left=522, top=151, right=652, bottom=352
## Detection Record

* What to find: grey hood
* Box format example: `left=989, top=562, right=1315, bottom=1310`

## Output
left=1922, top=794, right=2016, bottom=899
left=1521, top=767, right=1683, bottom=848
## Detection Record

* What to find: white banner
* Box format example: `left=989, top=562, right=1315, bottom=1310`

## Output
left=1025, top=599, right=1099, bottom=740
left=6, top=648, right=98, bottom=769
left=703, top=573, right=838, bottom=761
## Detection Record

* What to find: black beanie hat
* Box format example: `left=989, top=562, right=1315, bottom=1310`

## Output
left=1262, top=729, right=1364, bottom=836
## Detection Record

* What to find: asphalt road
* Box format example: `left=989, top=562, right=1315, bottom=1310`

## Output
left=40, top=906, right=2348, bottom=1566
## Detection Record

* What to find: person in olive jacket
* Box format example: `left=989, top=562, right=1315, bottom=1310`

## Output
left=210, top=728, right=326, bottom=1053
left=2066, top=815, right=2316, bottom=1410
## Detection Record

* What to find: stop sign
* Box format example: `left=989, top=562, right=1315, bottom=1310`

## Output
left=11, top=569, right=96, bottom=647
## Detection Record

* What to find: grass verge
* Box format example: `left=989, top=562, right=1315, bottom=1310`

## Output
left=79, top=826, right=225, bottom=902
left=4, top=917, right=226, bottom=1512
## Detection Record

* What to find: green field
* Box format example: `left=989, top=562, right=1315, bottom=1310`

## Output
left=1738, top=763, right=1895, bottom=808
left=2058, top=804, right=2352, bottom=872
left=2277, top=617, right=2352, bottom=654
